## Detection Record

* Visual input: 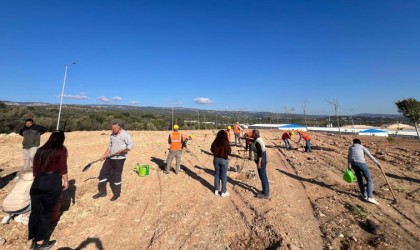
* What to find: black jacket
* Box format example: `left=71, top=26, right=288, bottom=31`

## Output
left=19, top=125, right=48, bottom=149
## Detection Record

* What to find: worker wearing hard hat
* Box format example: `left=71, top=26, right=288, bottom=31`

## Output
left=281, top=131, right=294, bottom=150
left=296, top=129, right=312, bottom=152
left=165, top=124, right=184, bottom=174
left=242, top=130, right=254, bottom=160
left=233, top=122, right=242, bottom=146
left=182, top=134, right=193, bottom=150
left=225, top=126, right=232, bottom=143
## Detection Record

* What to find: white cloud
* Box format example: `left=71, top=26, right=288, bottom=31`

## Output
left=63, top=94, right=89, bottom=100
left=129, top=101, right=140, bottom=105
left=193, top=97, right=213, bottom=104
left=112, top=96, right=122, bottom=101
left=97, top=96, right=111, bottom=103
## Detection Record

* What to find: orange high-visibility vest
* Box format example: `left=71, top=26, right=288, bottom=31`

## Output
left=170, top=131, right=182, bottom=150
left=233, top=124, right=241, bottom=134
left=225, top=130, right=231, bottom=142
left=246, top=131, right=253, bottom=145
left=299, top=131, right=311, bottom=141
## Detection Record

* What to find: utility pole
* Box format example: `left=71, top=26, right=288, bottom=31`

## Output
left=56, top=62, right=76, bottom=130
left=171, top=106, right=174, bottom=130
left=197, top=110, right=200, bottom=130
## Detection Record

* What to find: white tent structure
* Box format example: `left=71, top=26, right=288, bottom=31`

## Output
left=278, top=124, right=307, bottom=131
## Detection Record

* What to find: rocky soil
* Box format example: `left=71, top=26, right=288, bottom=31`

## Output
left=0, top=130, right=419, bottom=250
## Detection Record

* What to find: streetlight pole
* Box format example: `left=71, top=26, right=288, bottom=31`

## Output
left=171, top=106, right=174, bottom=130
left=56, top=62, right=76, bottom=130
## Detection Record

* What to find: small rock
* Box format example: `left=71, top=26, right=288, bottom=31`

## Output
left=351, top=236, right=357, bottom=242
left=338, top=233, right=344, bottom=238
left=0, top=238, right=5, bottom=246
left=287, top=243, right=301, bottom=250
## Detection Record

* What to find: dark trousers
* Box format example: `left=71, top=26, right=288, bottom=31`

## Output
left=255, top=153, right=269, bottom=196
left=245, top=143, right=253, bottom=160
left=98, top=158, right=125, bottom=196
left=28, top=173, right=62, bottom=241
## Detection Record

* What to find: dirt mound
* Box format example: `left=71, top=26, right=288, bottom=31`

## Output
left=0, top=130, right=419, bottom=249
left=382, top=123, right=415, bottom=131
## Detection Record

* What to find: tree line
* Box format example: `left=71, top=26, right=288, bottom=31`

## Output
left=0, top=100, right=416, bottom=134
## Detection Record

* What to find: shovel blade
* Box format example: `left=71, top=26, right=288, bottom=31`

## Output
left=82, top=162, right=93, bottom=172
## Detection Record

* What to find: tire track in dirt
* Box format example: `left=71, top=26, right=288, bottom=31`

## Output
left=261, top=132, right=325, bottom=249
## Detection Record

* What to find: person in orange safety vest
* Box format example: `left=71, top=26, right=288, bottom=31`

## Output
left=165, top=124, right=184, bottom=174
left=233, top=122, right=242, bottom=146
left=225, top=126, right=232, bottom=143
left=242, top=130, right=254, bottom=160
left=296, top=129, right=312, bottom=152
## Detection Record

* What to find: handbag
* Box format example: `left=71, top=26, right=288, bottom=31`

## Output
left=343, top=168, right=356, bottom=183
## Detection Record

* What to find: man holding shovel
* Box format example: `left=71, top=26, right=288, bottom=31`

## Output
left=93, top=121, right=134, bottom=201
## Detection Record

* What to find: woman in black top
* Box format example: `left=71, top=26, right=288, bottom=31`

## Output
left=211, top=130, right=231, bottom=197
left=29, top=130, right=68, bottom=250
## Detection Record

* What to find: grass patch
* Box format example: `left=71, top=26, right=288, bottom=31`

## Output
left=345, top=202, right=368, bottom=218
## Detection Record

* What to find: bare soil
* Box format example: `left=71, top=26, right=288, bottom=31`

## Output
left=0, top=130, right=419, bottom=250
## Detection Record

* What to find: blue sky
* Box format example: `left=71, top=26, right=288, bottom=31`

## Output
left=0, top=0, right=419, bottom=115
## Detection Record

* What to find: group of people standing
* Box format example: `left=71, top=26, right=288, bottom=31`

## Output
left=211, top=127, right=270, bottom=199
left=2, top=118, right=385, bottom=249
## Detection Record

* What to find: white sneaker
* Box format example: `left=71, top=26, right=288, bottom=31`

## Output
left=221, top=192, right=230, bottom=197
left=367, top=197, right=379, bottom=205
left=1, top=214, right=12, bottom=224
left=14, top=214, right=29, bottom=225
left=214, top=190, right=219, bottom=195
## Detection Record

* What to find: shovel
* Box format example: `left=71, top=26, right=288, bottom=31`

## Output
left=379, top=166, right=398, bottom=204
left=82, top=153, right=120, bottom=172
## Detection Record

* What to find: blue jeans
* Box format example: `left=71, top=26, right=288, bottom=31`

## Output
left=213, top=157, right=228, bottom=193
left=234, top=133, right=241, bottom=145
left=305, top=140, right=312, bottom=152
left=283, top=139, right=291, bottom=149
left=255, top=153, right=269, bottom=196
left=351, top=162, right=373, bottom=197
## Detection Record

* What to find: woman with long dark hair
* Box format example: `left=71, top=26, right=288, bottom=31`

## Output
left=211, top=130, right=231, bottom=197
left=29, top=130, right=68, bottom=249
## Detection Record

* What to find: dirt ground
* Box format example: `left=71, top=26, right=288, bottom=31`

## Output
left=0, top=130, right=419, bottom=250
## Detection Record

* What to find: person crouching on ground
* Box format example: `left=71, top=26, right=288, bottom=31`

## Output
left=281, top=131, right=294, bottom=150
left=211, top=130, right=232, bottom=197
left=93, top=121, right=134, bottom=201
left=242, top=130, right=254, bottom=160
left=29, top=130, right=69, bottom=250
left=1, top=170, right=33, bottom=225
left=297, top=129, right=312, bottom=152
left=348, top=138, right=382, bottom=205
left=165, top=124, right=183, bottom=174
left=252, top=130, right=269, bottom=199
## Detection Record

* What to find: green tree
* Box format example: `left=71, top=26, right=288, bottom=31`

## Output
left=395, top=98, right=420, bottom=139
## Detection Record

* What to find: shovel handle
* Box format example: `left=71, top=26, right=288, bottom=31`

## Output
left=379, top=166, right=398, bottom=202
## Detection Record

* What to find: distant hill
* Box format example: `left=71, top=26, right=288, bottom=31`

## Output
left=1, top=100, right=400, bottom=120
left=353, top=113, right=401, bottom=119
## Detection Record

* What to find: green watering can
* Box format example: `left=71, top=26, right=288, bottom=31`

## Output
left=343, top=168, right=356, bottom=183
left=136, top=164, right=150, bottom=177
